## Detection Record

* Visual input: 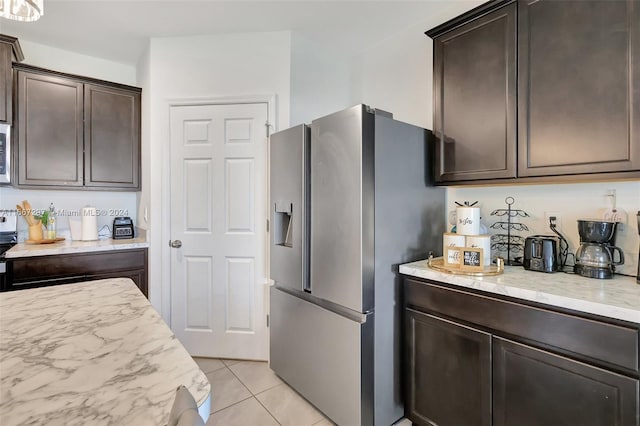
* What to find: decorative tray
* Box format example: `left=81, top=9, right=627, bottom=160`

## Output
left=25, top=237, right=65, bottom=245
left=427, top=255, right=505, bottom=276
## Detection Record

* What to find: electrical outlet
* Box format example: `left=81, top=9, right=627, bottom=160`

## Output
left=544, top=212, right=562, bottom=231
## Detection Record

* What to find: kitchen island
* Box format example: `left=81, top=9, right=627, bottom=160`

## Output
left=0, top=278, right=210, bottom=425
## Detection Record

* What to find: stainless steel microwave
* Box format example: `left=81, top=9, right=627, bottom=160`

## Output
left=0, top=123, right=9, bottom=184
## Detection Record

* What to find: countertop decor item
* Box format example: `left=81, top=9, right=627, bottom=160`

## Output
left=24, top=237, right=65, bottom=245
left=490, top=196, right=529, bottom=266
left=15, top=200, right=43, bottom=241
left=428, top=254, right=504, bottom=277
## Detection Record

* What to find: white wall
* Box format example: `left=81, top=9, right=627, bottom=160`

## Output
left=0, top=40, right=139, bottom=239
left=354, top=1, right=484, bottom=128
left=289, top=32, right=354, bottom=125
left=143, top=31, right=291, bottom=318
left=17, top=40, right=136, bottom=85
left=355, top=1, right=639, bottom=277
left=136, top=43, right=152, bottom=232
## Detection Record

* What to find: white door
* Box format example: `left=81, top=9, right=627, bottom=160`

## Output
left=169, top=103, right=269, bottom=360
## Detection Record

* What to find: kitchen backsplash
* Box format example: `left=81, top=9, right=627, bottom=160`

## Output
left=447, top=180, right=640, bottom=277
left=0, top=187, right=137, bottom=241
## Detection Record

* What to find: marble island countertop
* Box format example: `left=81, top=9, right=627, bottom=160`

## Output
left=0, top=278, right=210, bottom=426
left=400, top=259, right=640, bottom=324
left=4, top=236, right=149, bottom=258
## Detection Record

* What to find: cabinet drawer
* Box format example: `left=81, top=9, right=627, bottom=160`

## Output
left=405, top=279, right=639, bottom=373
left=10, top=249, right=146, bottom=282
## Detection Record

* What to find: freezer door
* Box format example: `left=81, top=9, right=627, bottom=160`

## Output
left=270, top=286, right=373, bottom=426
left=310, top=105, right=374, bottom=313
left=269, top=125, right=310, bottom=292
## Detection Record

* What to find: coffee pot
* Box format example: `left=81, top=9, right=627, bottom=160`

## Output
left=574, top=219, right=624, bottom=279
left=575, top=242, right=624, bottom=279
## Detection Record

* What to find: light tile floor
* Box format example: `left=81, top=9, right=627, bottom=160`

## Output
left=193, top=357, right=329, bottom=426
left=193, top=357, right=413, bottom=426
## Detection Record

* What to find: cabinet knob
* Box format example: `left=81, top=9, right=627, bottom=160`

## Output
left=169, top=240, right=182, bottom=248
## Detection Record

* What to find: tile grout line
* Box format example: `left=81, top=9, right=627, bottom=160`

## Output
left=207, top=365, right=254, bottom=415
left=253, top=388, right=283, bottom=426
left=226, top=362, right=283, bottom=397
left=225, top=362, right=283, bottom=425
left=199, top=359, right=289, bottom=425
left=211, top=394, right=255, bottom=416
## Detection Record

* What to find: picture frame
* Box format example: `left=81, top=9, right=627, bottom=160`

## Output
left=443, top=247, right=462, bottom=267
left=459, top=247, right=484, bottom=271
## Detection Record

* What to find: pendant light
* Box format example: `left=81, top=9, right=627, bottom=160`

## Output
left=0, top=0, right=44, bottom=22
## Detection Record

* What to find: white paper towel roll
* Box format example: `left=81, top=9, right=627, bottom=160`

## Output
left=466, top=235, right=492, bottom=266
left=456, top=207, right=481, bottom=235
left=81, top=206, right=98, bottom=241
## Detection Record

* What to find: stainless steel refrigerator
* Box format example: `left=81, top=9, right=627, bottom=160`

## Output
left=269, top=105, right=445, bottom=426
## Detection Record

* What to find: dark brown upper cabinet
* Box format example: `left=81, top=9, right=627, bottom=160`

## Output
left=428, top=0, right=640, bottom=184
left=84, top=84, right=140, bottom=189
left=518, top=0, right=640, bottom=177
left=16, top=70, right=84, bottom=187
left=13, top=64, right=141, bottom=190
left=430, top=2, right=516, bottom=182
left=0, top=34, right=24, bottom=124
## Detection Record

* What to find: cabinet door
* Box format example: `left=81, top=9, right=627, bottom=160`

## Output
left=0, top=42, right=11, bottom=124
left=16, top=71, right=83, bottom=186
left=493, top=337, right=639, bottom=426
left=405, top=308, right=491, bottom=426
left=84, top=84, right=141, bottom=189
left=432, top=2, right=516, bottom=182
left=518, top=0, right=640, bottom=176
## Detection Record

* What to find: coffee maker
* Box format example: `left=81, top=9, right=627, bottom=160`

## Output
left=574, top=219, right=624, bottom=279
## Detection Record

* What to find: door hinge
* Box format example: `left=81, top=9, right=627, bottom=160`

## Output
left=265, top=121, right=273, bottom=137
left=266, top=219, right=269, bottom=232
left=266, top=314, right=270, bottom=327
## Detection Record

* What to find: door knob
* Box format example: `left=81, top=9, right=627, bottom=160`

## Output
left=169, top=239, right=182, bottom=248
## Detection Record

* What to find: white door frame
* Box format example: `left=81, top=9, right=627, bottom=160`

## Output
left=161, top=94, right=277, bottom=328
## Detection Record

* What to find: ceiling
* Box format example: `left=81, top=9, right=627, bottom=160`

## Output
left=0, top=0, right=481, bottom=66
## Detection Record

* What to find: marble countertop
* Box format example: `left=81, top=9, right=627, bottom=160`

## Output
left=400, top=260, right=640, bottom=324
left=0, top=278, right=210, bottom=426
left=4, top=236, right=149, bottom=259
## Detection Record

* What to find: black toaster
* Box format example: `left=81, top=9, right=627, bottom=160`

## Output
left=113, top=217, right=135, bottom=239
left=523, top=235, right=559, bottom=273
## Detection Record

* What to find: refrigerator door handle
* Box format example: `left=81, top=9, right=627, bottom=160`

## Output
left=275, top=285, right=369, bottom=324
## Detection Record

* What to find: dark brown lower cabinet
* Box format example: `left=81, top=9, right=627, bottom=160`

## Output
left=494, top=337, right=639, bottom=426
left=6, top=248, right=148, bottom=297
left=406, top=308, right=491, bottom=426
left=404, top=278, right=640, bottom=426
